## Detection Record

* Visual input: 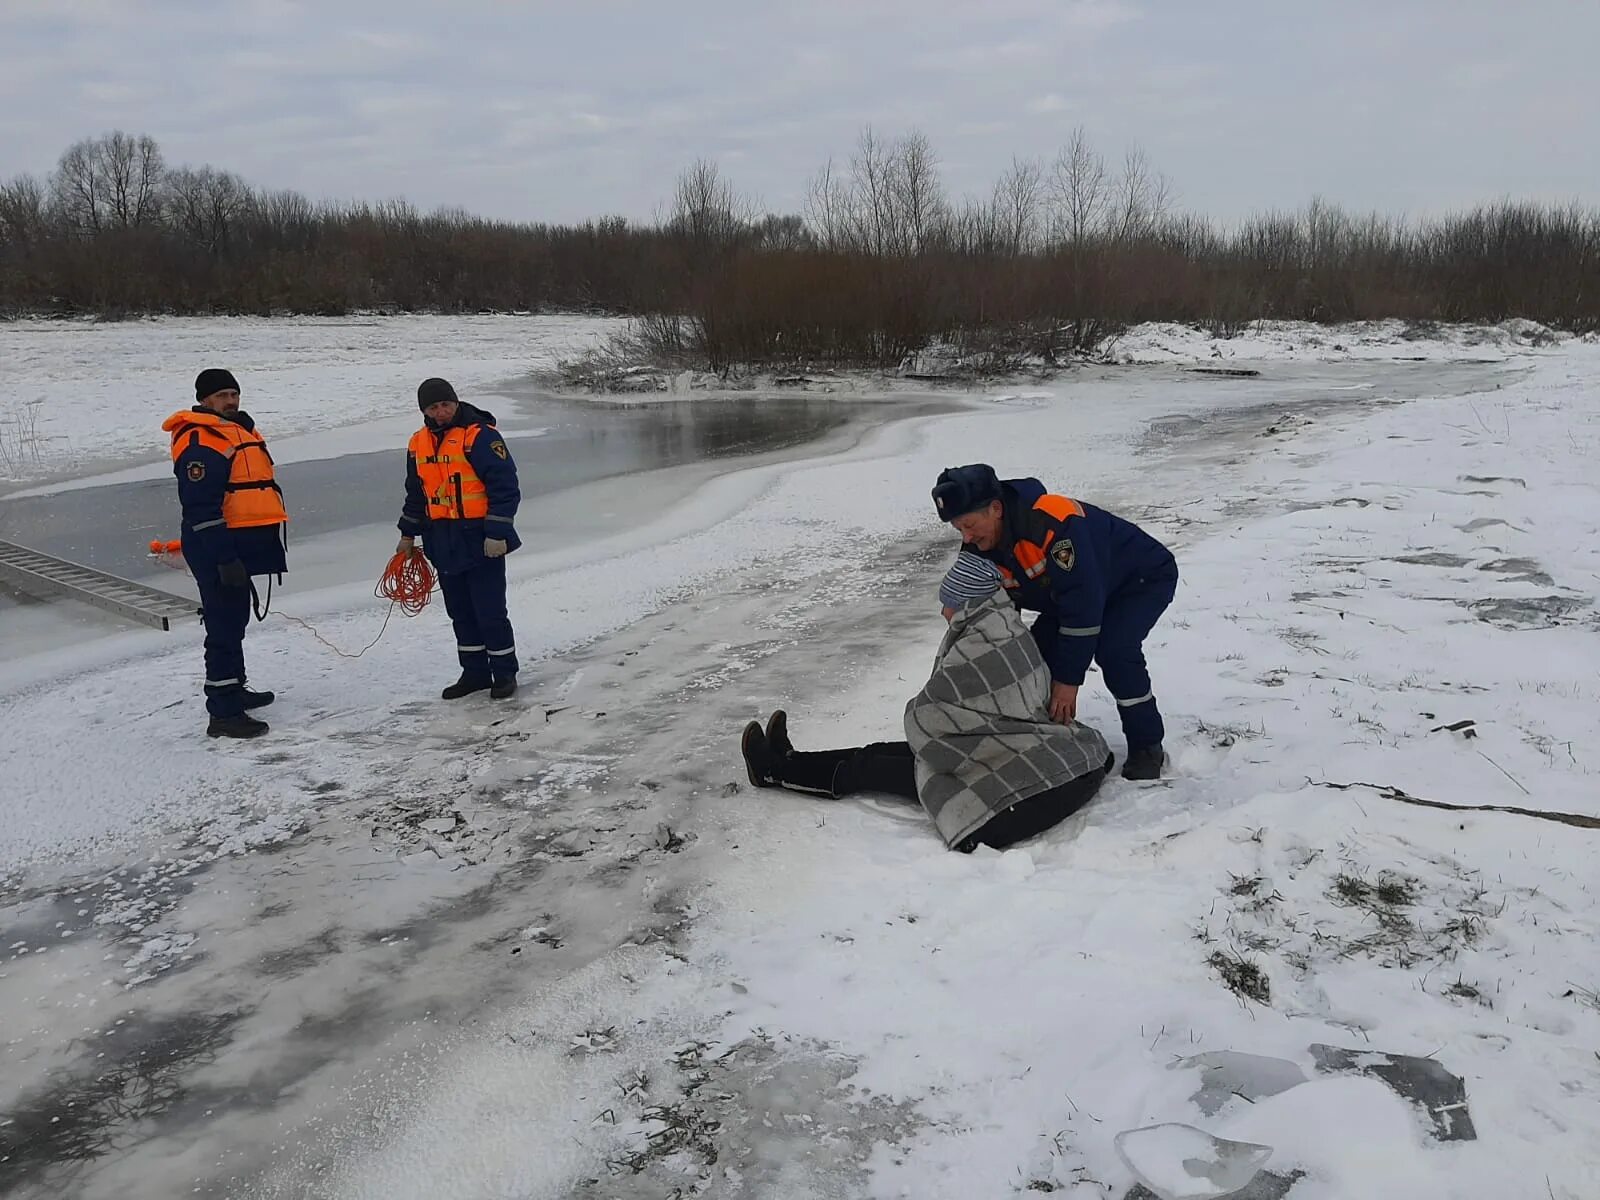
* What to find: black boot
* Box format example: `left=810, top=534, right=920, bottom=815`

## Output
left=741, top=721, right=779, bottom=789
left=490, top=677, right=518, bottom=700
left=241, top=687, right=275, bottom=710
left=765, top=710, right=792, bottom=761
left=441, top=673, right=491, bottom=700
left=208, top=713, right=269, bottom=739
left=1122, top=742, right=1165, bottom=781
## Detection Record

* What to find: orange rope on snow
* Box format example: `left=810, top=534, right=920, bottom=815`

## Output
left=270, top=550, right=438, bottom=659
left=376, top=548, right=436, bottom=615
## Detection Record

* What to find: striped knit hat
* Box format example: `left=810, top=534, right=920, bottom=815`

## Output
left=939, top=551, right=1003, bottom=609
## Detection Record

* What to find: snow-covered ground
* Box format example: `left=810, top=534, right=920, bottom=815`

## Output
left=2, top=319, right=1598, bottom=1199
left=1112, top=316, right=1568, bottom=365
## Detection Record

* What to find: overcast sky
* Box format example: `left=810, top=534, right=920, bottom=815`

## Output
left=2, top=0, right=1594, bottom=227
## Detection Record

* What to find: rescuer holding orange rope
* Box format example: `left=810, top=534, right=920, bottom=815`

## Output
left=396, top=377, right=522, bottom=700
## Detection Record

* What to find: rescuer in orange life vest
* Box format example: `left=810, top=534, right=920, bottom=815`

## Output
left=161, top=368, right=288, bottom=740
left=396, top=377, right=522, bottom=699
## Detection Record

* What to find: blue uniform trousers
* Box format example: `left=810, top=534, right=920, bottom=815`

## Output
left=194, top=573, right=252, bottom=718
left=1032, top=565, right=1178, bottom=749
left=438, top=557, right=518, bottom=680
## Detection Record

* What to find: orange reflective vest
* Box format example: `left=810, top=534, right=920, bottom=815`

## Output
left=408, top=424, right=489, bottom=520
left=997, top=493, right=1084, bottom=591
left=162, top=410, right=287, bottom=528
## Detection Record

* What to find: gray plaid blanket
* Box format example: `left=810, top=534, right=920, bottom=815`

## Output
left=904, top=589, right=1111, bottom=848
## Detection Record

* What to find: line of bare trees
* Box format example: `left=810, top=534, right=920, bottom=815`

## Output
left=3, top=129, right=1597, bottom=371
left=0, top=131, right=681, bottom=315
left=657, top=128, right=1597, bottom=371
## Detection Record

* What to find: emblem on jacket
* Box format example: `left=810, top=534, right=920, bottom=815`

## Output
left=186, top=462, right=206, bottom=481
left=1051, top=539, right=1076, bottom=571
left=490, top=440, right=508, bottom=459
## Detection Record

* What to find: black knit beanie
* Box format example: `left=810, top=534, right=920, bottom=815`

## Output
left=417, top=377, right=458, bottom=411
left=195, top=368, right=240, bottom=402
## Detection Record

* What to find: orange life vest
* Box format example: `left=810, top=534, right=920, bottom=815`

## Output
left=408, top=423, right=490, bottom=520
left=162, top=410, right=287, bottom=529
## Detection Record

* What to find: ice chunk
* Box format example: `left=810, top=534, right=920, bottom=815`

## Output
left=1114, top=1123, right=1273, bottom=1200
left=1308, top=1044, right=1476, bottom=1142
left=1176, top=1051, right=1309, bottom=1116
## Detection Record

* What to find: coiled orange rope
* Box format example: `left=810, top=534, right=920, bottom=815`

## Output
left=273, top=550, right=436, bottom=658
left=376, top=548, right=435, bottom=615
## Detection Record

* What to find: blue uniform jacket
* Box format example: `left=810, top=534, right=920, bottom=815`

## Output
left=171, top=408, right=287, bottom=579
left=971, top=477, right=1176, bottom=685
left=398, top=401, right=521, bottom=576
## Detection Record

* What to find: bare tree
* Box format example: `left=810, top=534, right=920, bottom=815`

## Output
left=804, top=158, right=849, bottom=251
left=668, top=158, right=752, bottom=258
left=0, top=174, right=48, bottom=248
left=751, top=213, right=812, bottom=251
left=947, top=195, right=992, bottom=256
left=1303, top=195, right=1349, bottom=268
left=809, top=128, right=950, bottom=257
left=991, top=156, right=1044, bottom=256
left=51, top=140, right=103, bottom=235
left=1048, top=127, right=1108, bottom=247
left=851, top=127, right=898, bottom=256
left=165, top=165, right=250, bottom=255
left=247, top=188, right=319, bottom=251
left=1105, top=145, right=1174, bottom=243
left=891, top=129, right=946, bottom=255
left=51, top=131, right=165, bottom=235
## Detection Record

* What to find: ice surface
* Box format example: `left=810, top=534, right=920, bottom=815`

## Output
left=1114, top=1123, right=1273, bottom=1199
left=1177, top=1051, right=1310, bottom=1116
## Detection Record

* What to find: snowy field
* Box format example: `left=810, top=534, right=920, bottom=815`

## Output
left=2, top=318, right=1598, bottom=1199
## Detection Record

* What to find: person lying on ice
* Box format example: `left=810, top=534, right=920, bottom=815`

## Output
left=739, top=553, right=1114, bottom=853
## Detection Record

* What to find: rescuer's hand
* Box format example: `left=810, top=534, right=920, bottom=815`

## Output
left=1049, top=681, right=1079, bottom=725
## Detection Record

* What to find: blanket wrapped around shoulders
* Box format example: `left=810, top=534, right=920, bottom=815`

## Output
left=905, top=588, right=1110, bottom=849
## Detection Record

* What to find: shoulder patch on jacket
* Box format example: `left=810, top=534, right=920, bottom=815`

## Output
left=1051, top=538, right=1075, bottom=571
left=490, top=439, right=508, bottom=460
left=186, top=461, right=206, bottom=481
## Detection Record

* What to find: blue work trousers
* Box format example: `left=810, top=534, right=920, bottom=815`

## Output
left=1032, top=567, right=1178, bottom=749
left=439, top=557, right=518, bottom=679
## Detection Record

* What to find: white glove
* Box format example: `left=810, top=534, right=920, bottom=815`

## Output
left=484, top=538, right=508, bottom=558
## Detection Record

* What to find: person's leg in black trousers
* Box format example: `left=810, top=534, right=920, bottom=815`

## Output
left=742, top=714, right=918, bottom=801
left=779, top=741, right=919, bottom=800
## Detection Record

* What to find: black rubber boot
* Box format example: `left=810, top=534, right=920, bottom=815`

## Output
left=741, top=721, right=779, bottom=788
left=1122, top=742, right=1165, bottom=781
left=241, top=688, right=275, bottom=710
left=207, top=713, right=269, bottom=739
left=490, top=677, right=518, bottom=700
left=765, top=710, right=792, bottom=761
left=441, top=673, right=491, bottom=700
